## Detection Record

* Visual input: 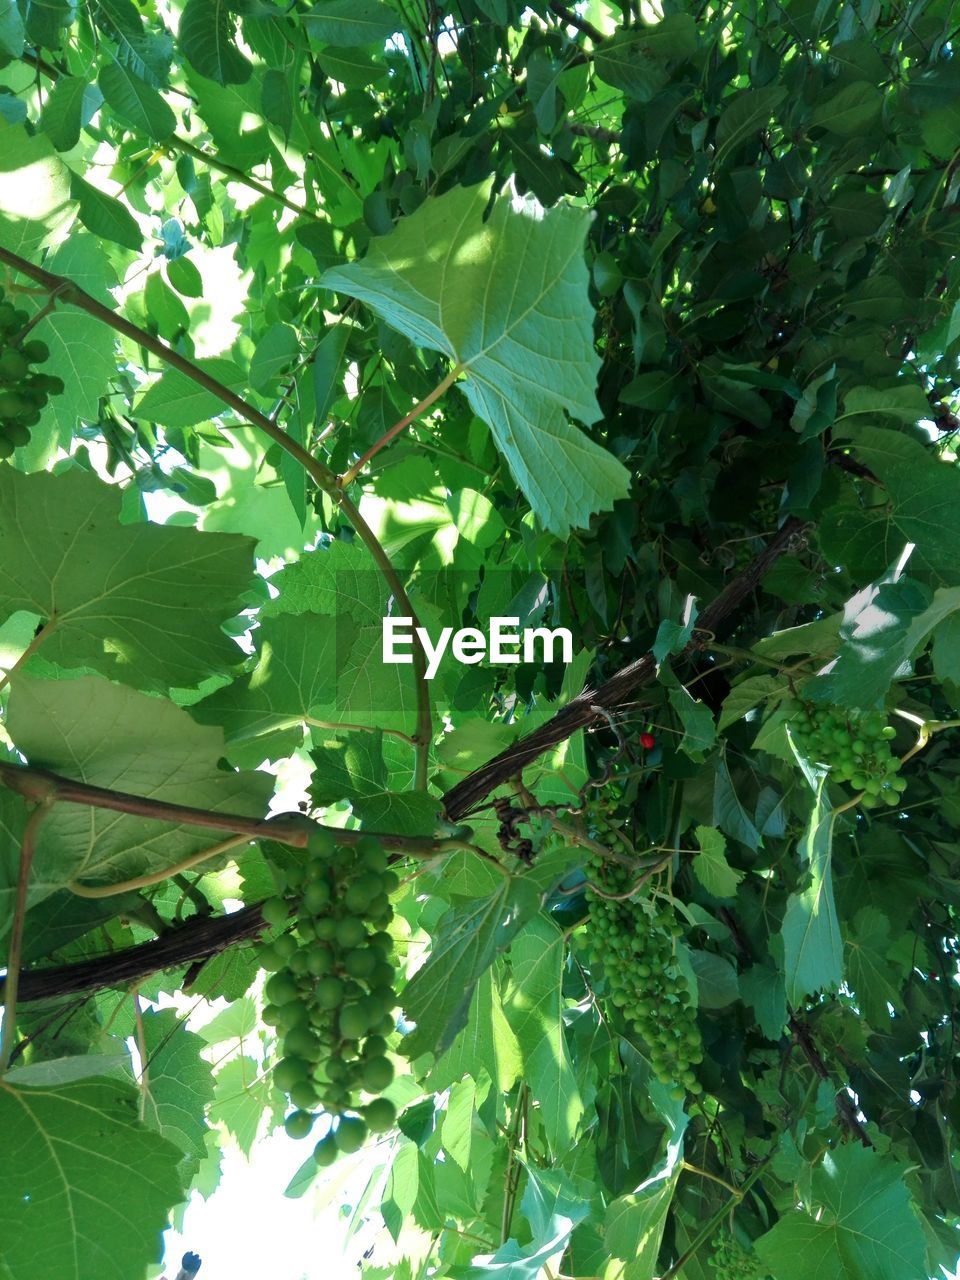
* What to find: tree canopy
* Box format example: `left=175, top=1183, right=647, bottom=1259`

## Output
left=0, top=1, right=959, bottom=1278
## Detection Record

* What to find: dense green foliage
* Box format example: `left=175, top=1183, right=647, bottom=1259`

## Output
left=0, top=0, right=959, bottom=1278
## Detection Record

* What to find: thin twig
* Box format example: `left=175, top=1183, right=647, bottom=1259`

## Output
left=69, top=835, right=251, bottom=898
left=339, top=363, right=463, bottom=486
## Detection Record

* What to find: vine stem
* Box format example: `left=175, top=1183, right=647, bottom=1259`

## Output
left=69, top=836, right=251, bottom=898
left=0, top=799, right=53, bottom=1073
left=132, top=993, right=149, bottom=1122
left=169, top=136, right=323, bottom=222
left=658, top=1156, right=771, bottom=1280
left=0, top=244, right=434, bottom=788
left=339, top=363, right=464, bottom=486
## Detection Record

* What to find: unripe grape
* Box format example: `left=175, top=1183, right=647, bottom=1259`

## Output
left=273, top=1056, right=311, bottom=1092
left=313, top=1134, right=338, bottom=1166
left=284, top=1110, right=315, bottom=1140
left=335, top=1116, right=367, bottom=1153
left=261, top=897, right=291, bottom=926
left=308, top=829, right=337, bottom=858
left=315, top=976, right=345, bottom=1009
left=364, top=1098, right=397, bottom=1133
left=265, top=972, right=300, bottom=1006
left=303, top=880, right=332, bottom=913
left=361, top=1055, right=394, bottom=1091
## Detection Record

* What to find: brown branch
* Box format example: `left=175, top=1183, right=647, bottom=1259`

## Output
left=569, top=122, right=621, bottom=145
left=1, top=904, right=267, bottom=1005
left=789, top=1015, right=873, bottom=1146
left=441, top=517, right=808, bottom=820
left=0, top=761, right=457, bottom=858
left=548, top=0, right=604, bottom=43
left=0, top=801, right=53, bottom=1067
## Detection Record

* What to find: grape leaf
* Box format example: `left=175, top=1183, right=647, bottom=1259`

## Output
left=402, top=877, right=541, bottom=1057
left=0, top=1077, right=184, bottom=1280
left=603, top=1104, right=688, bottom=1279
left=755, top=1145, right=928, bottom=1280
left=0, top=467, right=254, bottom=691
left=692, top=825, right=743, bottom=899
left=503, top=916, right=583, bottom=1155
left=208, top=1055, right=282, bottom=1156
left=427, top=966, right=522, bottom=1094
left=466, top=1166, right=592, bottom=1279
left=190, top=612, right=346, bottom=765
left=837, top=426, right=960, bottom=582
left=321, top=180, right=630, bottom=535
left=139, top=1009, right=215, bottom=1159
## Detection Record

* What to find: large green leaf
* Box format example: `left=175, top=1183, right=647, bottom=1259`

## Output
left=838, top=426, right=960, bottom=582
left=263, top=540, right=418, bottom=734
left=25, top=237, right=120, bottom=458
left=603, top=1100, right=688, bottom=1280
left=0, top=119, right=75, bottom=254
left=401, top=876, right=541, bottom=1057
left=0, top=1076, right=184, bottom=1280
left=190, top=612, right=346, bottom=765
left=98, top=61, right=175, bottom=140
left=755, top=1145, right=928, bottom=1280
left=178, top=0, right=251, bottom=84
left=0, top=467, right=254, bottom=691
left=302, top=0, right=399, bottom=47
left=780, top=777, right=843, bottom=1006
left=427, top=966, right=522, bottom=1094
left=0, top=675, right=272, bottom=926
left=464, top=1165, right=591, bottom=1279
left=321, top=181, right=630, bottom=535
left=503, top=916, right=583, bottom=1155
left=208, top=1056, right=283, bottom=1155
left=139, top=1009, right=215, bottom=1159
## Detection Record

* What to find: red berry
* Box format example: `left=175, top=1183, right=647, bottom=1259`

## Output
left=640, top=733, right=656, bottom=750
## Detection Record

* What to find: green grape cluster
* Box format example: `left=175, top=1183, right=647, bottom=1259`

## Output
left=0, top=288, right=64, bottom=458
left=710, top=1234, right=769, bottom=1280
left=786, top=700, right=906, bottom=809
left=585, top=840, right=703, bottom=1100
left=257, top=832, right=401, bottom=1165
